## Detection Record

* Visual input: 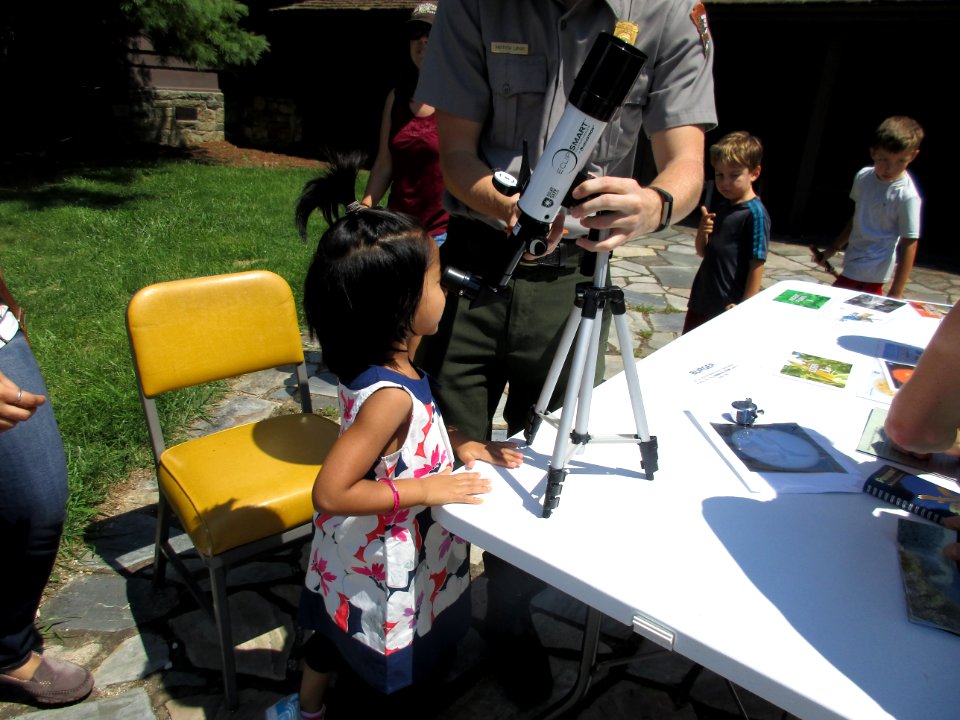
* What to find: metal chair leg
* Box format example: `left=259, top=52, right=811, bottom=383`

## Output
left=153, top=495, right=172, bottom=586
left=209, top=563, right=238, bottom=710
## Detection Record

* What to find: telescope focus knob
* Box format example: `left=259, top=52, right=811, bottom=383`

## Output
left=527, top=237, right=549, bottom=256
left=493, top=171, right=520, bottom=197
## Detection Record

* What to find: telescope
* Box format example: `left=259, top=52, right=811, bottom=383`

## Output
left=441, top=31, right=647, bottom=307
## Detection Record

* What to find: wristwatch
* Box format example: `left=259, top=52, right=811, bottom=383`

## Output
left=648, top=185, right=673, bottom=232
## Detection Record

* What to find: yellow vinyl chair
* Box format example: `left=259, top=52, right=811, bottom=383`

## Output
left=126, top=270, right=339, bottom=708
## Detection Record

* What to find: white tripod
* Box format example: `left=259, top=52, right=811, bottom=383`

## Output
left=525, top=244, right=658, bottom=518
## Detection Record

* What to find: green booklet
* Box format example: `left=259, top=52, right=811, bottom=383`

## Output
left=774, top=289, right=830, bottom=309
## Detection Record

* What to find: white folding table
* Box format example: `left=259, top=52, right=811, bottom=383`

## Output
left=437, top=280, right=959, bottom=720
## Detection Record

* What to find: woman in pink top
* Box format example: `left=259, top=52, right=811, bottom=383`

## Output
left=360, top=3, right=448, bottom=245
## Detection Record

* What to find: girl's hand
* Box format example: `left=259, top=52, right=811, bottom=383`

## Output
left=456, top=439, right=524, bottom=469
left=419, top=469, right=491, bottom=506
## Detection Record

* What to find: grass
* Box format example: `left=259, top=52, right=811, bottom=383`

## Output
left=0, top=154, right=341, bottom=552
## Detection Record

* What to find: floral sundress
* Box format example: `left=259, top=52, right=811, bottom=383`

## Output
left=299, top=366, right=470, bottom=693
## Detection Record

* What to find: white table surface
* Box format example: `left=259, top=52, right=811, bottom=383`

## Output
left=438, top=280, right=959, bottom=720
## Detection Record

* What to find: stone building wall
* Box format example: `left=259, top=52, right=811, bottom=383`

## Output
left=125, top=37, right=224, bottom=147
left=121, top=89, right=225, bottom=147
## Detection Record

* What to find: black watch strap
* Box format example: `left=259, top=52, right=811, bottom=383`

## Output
left=648, top=185, right=673, bottom=232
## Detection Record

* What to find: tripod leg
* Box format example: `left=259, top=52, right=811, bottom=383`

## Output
left=572, top=302, right=603, bottom=442
left=526, top=296, right=584, bottom=445
left=612, top=306, right=658, bottom=478
left=543, top=288, right=601, bottom=518
left=572, top=250, right=609, bottom=442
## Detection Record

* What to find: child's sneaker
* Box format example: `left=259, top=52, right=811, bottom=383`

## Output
left=265, top=693, right=299, bottom=720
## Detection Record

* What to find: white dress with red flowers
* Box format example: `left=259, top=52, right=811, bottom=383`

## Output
left=299, top=365, right=471, bottom=693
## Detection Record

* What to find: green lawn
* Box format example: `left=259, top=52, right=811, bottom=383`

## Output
left=0, top=155, right=341, bottom=552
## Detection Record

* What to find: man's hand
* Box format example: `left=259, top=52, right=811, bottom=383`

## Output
left=565, top=126, right=706, bottom=253
left=512, top=209, right=567, bottom=261
left=566, top=176, right=660, bottom=252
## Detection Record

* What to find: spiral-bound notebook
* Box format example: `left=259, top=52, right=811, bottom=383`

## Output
left=863, top=465, right=960, bottom=524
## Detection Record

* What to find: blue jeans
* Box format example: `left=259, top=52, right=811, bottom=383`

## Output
left=0, top=332, right=68, bottom=670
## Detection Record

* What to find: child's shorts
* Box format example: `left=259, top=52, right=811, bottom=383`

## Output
left=833, top=275, right=884, bottom=296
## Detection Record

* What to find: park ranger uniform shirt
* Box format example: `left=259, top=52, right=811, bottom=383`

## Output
left=416, top=0, right=718, bottom=229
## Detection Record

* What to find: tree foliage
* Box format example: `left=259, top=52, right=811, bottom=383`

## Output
left=120, top=0, right=269, bottom=68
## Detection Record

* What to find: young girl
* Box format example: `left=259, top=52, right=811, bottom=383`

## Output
left=294, top=154, right=523, bottom=720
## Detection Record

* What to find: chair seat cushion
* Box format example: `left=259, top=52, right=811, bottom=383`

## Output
left=158, top=413, right=340, bottom=557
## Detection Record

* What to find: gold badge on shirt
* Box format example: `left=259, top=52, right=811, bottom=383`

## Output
left=613, top=20, right=639, bottom=45
left=689, top=2, right=711, bottom=57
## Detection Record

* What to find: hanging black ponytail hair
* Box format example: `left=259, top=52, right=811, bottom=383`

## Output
left=296, top=152, right=434, bottom=382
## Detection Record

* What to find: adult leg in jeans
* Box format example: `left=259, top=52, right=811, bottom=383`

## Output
left=0, top=332, right=93, bottom=706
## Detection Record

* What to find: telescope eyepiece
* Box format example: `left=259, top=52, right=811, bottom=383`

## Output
left=441, top=265, right=483, bottom=301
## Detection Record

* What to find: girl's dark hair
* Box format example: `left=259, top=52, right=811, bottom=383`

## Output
left=296, top=152, right=434, bottom=382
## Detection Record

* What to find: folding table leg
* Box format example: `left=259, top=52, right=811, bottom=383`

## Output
left=537, top=606, right=603, bottom=720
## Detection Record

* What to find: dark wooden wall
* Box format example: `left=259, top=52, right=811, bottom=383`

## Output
left=219, top=8, right=411, bottom=158
left=703, top=2, right=947, bottom=266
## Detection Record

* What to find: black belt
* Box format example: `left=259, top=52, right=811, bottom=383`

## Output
left=519, top=240, right=570, bottom=268
left=442, top=217, right=583, bottom=285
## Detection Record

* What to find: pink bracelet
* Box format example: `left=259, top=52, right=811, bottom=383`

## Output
left=383, top=478, right=400, bottom=514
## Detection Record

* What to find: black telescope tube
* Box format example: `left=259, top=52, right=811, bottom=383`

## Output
left=569, top=33, right=647, bottom=121
left=466, top=31, right=648, bottom=305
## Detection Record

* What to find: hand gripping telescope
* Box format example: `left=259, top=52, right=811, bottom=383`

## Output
left=441, top=31, right=647, bottom=307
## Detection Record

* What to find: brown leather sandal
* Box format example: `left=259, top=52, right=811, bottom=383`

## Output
left=0, top=655, right=94, bottom=706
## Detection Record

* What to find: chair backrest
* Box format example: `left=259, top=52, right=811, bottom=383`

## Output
left=127, top=270, right=305, bottom=397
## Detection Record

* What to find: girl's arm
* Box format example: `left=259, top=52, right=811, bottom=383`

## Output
left=313, top=387, right=490, bottom=515
left=360, top=91, right=396, bottom=208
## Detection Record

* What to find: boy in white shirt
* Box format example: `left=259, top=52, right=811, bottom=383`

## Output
left=819, top=116, right=923, bottom=298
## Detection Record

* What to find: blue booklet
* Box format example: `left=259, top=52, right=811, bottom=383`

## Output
left=863, top=465, right=960, bottom=524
